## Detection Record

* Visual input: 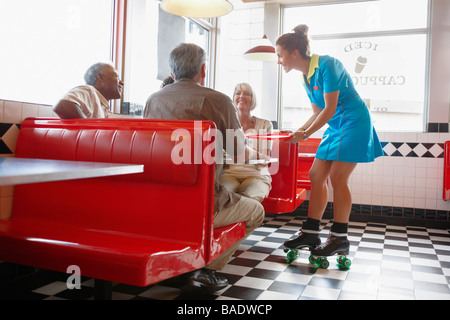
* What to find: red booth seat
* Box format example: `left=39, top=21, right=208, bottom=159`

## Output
left=0, top=118, right=245, bottom=288
left=297, top=138, right=321, bottom=190
left=262, top=137, right=307, bottom=214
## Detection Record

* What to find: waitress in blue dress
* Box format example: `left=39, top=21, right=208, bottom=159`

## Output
left=276, top=25, right=384, bottom=259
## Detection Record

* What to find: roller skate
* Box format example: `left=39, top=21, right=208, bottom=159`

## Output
left=283, top=232, right=321, bottom=264
left=309, top=235, right=351, bottom=270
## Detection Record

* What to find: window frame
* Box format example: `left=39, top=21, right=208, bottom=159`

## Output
left=111, top=0, right=127, bottom=113
left=186, top=17, right=218, bottom=89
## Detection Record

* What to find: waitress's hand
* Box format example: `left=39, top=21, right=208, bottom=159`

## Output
left=286, top=131, right=306, bottom=143
left=280, top=130, right=306, bottom=143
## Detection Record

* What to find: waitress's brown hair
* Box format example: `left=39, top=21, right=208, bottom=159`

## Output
left=276, top=24, right=311, bottom=59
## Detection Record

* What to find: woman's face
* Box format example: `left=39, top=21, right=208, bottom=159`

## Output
left=234, top=88, right=253, bottom=111
left=276, top=45, right=295, bottom=73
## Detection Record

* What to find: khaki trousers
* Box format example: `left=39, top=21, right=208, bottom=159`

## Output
left=219, top=174, right=271, bottom=203
left=205, top=196, right=265, bottom=270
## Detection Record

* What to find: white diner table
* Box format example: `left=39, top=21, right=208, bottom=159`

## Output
left=0, top=157, right=144, bottom=186
left=298, top=153, right=316, bottom=158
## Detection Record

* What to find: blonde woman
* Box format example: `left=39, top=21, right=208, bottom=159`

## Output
left=220, top=83, right=273, bottom=203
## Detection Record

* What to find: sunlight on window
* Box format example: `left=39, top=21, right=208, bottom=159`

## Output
left=215, top=2, right=266, bottom=119
left=0, top=0, right=114, bottom=105
left=284, top=0, right=428, bottom=35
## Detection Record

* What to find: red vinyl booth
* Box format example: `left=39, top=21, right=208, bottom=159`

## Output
left=262, top=138, right=307, bottom=214
left=443, top=141, right=450, bottom=200
left=297, top=138, right=321, bottom=190
left=0, top=118, right=245, bottom=291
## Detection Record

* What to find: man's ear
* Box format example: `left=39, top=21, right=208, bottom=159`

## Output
left=201, top=64, right=206, bottom=77
left=97, top=73, right=104, bottom=82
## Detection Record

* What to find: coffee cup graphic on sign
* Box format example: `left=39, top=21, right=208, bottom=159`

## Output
left=355, top=56, right=367, bottom=74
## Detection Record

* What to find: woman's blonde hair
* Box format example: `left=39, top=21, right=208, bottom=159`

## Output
left=233, top=82, right=257, bottom=111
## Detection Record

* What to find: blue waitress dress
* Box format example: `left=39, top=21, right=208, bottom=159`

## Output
left=303, top=54, right=384, bottom=163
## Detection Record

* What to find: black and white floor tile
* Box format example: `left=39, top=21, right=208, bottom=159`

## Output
left=1, top=214, right=449, bottom=300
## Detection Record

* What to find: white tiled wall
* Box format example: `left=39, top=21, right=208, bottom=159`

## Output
left=1, top=99, right=57, bottom=123
left=342, top=131, right=450, bottom=213
left=349, top=150, right=449, bottom=211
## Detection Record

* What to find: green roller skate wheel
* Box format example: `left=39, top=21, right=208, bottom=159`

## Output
left=308, top=255, right=317, bottom=264
left=316, top=257, right=330, bottom=269
left=337, top=257, right=351, bottom=270
left=286, top=249, right=298, bottom=264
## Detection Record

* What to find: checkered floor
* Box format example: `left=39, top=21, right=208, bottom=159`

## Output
left=1, top=213, right=449, bottom=300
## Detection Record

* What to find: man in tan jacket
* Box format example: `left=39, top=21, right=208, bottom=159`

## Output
left=144, top=43, right=265, bottom=292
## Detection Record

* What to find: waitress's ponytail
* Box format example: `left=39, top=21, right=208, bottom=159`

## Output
left=276, top=24, right=311, bottom=59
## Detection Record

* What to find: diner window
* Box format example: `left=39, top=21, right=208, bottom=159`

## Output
left=122, top=0, right=212, bottom=111
left=215, top=1, right=267, bottom=120
left=0, top=0, right=115, bottom=105
left=280, top=0, right=430, bottom=132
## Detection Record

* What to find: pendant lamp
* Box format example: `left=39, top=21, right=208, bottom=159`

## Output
left=243, top=35, right=278, bottom=62
left=161, top=0, right=233, bottom=18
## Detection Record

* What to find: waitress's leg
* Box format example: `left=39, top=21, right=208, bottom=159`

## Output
left=283, top=159, right=331, bottom=249
left=307, top=158, right=332, bottom=220
left=310, top=161, right=357, bottom=258
left=329, top=161, right=357, bottom=223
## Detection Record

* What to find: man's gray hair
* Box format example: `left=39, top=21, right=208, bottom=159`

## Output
left=84, top=62, right=112, bottom=86
left=169, top=43, right=206, bottom=80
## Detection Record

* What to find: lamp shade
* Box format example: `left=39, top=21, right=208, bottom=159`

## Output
left=243, top=35, right=278, bottom=62
left=161, top=0, right=233, bottom=18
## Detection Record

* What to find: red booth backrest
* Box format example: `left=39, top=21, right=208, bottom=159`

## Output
left=13, top=118, right=216, bottom=243
left=261, top=137, right=307, bottom=214
left=297, top=138, right=321, bottom=190
left=267, top=139, right=297, bottom=199
left=15, top=120, right=208, bottom=185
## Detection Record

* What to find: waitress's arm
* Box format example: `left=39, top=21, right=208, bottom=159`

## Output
left=299, top=103, right=323, bottom=131
left=281, top=104, right=321, bottom=136
left=288, top=90, right=339, bottom=143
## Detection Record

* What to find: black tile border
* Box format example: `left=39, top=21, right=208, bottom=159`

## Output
left=428, top=122, right=449, bottom=133
left=0, top=123, right=19, bottom=155
left=382, top=141, right=445, bottom=158
left=378, top=121, right=450, bottom=158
